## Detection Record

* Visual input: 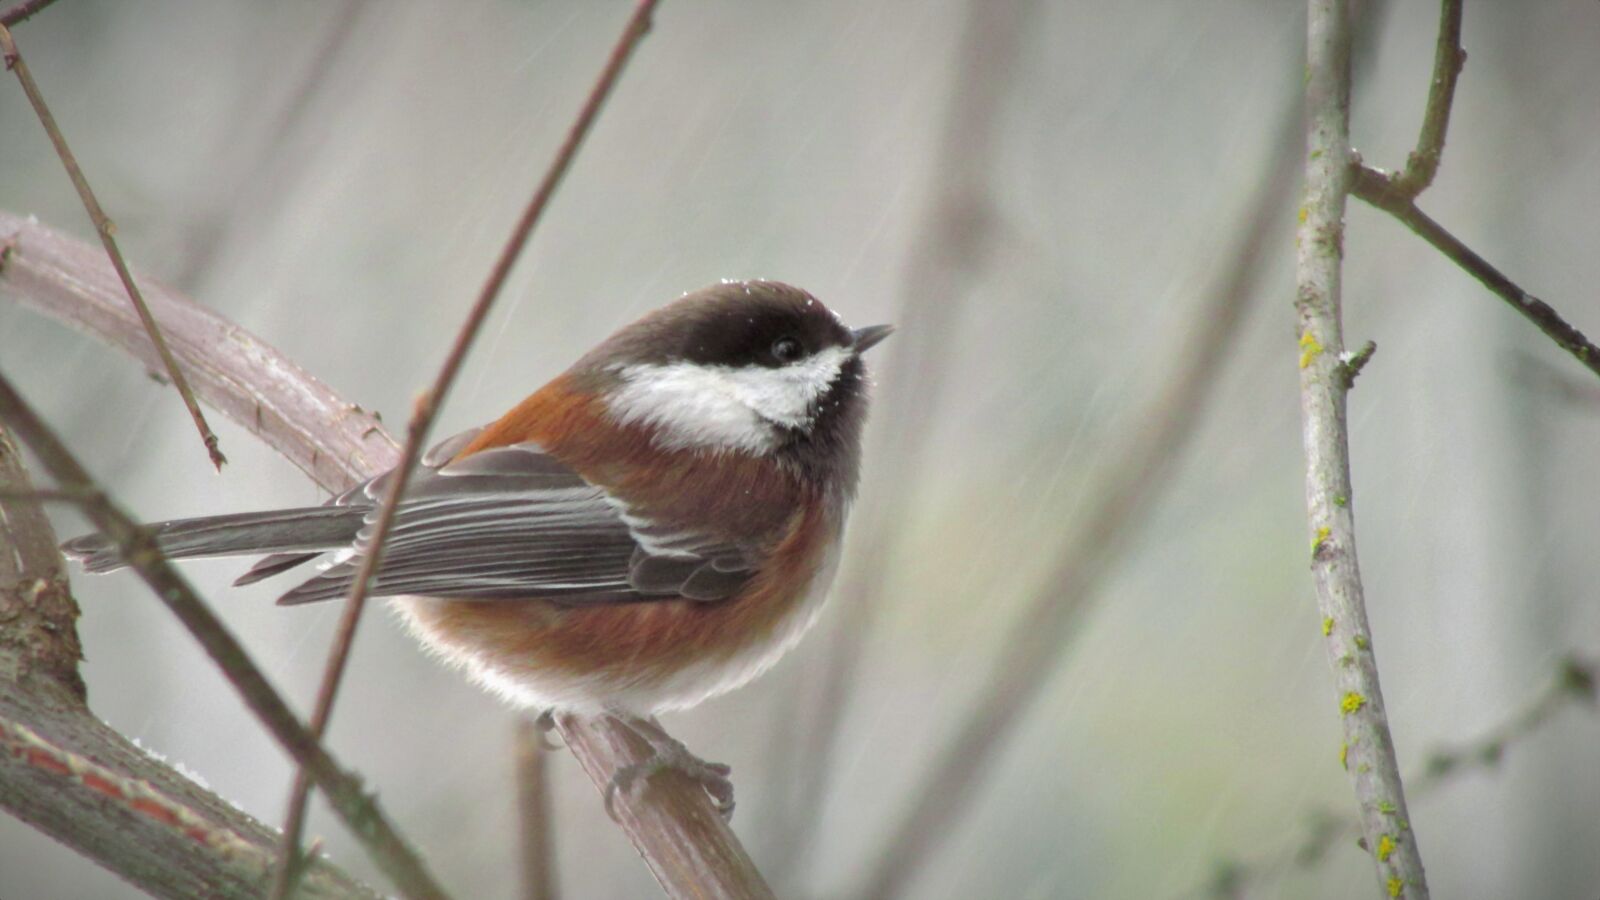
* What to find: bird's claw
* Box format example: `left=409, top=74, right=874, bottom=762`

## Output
left=602, top=737, right=735, bottom=822
left=532, top=710, right=563, bottom=750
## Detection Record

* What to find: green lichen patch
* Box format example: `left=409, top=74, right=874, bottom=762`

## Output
left=1340, top=691, right=1366, bottom=715
left=1312, top=525, right=1331, bottom=555
left=1299, top=330, right=1324, bottom=369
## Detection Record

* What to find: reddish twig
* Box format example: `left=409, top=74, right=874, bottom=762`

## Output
left=0, top=24, right=225, bottom=470
left=0, top=0, right=57, bottom=28
left=270, top=1, right=663, bottom=892
left=0, top=372, right=451, bottom=900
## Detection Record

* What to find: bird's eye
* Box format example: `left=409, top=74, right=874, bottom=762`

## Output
left=771, top=336, right=803, bottom=363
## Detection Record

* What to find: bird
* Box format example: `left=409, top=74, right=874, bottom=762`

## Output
left=63, top=279, right=890, bottom=818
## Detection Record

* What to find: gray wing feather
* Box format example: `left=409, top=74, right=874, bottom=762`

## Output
left=272, top=443, right=757, bottom=607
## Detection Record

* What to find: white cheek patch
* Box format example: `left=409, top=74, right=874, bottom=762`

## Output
left=606, top=346, right=851, bottom=453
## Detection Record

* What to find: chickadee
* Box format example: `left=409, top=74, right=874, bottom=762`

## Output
left=65, top=279, right=890, bottom=816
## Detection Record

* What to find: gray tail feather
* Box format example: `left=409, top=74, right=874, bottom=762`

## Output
left=61, top=507, right=364, bottom=575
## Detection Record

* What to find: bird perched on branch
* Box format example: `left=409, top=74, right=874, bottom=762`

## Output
left=65, top=280, right=890, bottom=817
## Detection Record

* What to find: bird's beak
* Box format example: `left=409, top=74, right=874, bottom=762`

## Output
left=851, top=324, right=894, bottom=353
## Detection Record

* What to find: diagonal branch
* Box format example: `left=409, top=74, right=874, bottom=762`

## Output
left=0, top=0, right=58, bottom=28
left=1350, top=166, right=1600, bottom=381
left=3, top=425, right=380, bottom=899
left=0, top=373, right=452, bottom=900
left=0, top=24, right=225, bottom=470
left=1294, top=1, right=1429, bottom=897
left=0, top=210, right=771, bottom=898
left=272, top=1, right=665, bottom=891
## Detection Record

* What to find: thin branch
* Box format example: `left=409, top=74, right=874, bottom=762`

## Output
left=853, top=52, right=1306, bottom=900
left=0, top=25, right=225, bottom=470
left=1199, top=655, right=1595, bottom=899
left=1340, top=339, right=1378, bottom=389
left=0, top=374, right=451, bottom=900
left=1295, top=1, right=1429, bottom=897
left=271, top=0, right=663, bottom=891
left=1351, top=166, right=1600, bottom=381
left=0, top=0, right=57, bottom=28
left=515, top=720, right=557, bottom=900
left=0, top=211, right=398, bottom=492
left=1, top=209, right=769, bottom=897
left=1385, top=0, right=1464, bottom=198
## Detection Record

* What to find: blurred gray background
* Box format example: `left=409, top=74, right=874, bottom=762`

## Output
left=2, top=1, right=1598, bottom=897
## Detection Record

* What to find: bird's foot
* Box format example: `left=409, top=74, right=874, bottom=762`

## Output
left=531, top=709, right=563, bottom=750
left=603, top=717, right=735, bottom=821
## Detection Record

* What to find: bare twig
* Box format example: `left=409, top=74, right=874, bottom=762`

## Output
left=515, top=720, right=557, bottom=900
left=0, top=0, right=57, bottom=28
left=1197, top=655, right=1595, bottom=899
left=853, top=52, right=1306, bottom=900
left=1351, top=166, right=1600, bottom=382
left=1295, top=2, right=1428, bottom=897
left=1385, top=0, right=1464, bottom=199
left=0, top=211, right=396, bottom=491
left=0, top=25, right=225, bottom=470
left=1347, top=1, right=1600, bottom=384
left=1, top=209, right=768, bottom=897
left=0, top=375, right=451, bottom=900
left=271, top=1, right=663, bottom=891
left=1340, top=340, right=1378, bottom=389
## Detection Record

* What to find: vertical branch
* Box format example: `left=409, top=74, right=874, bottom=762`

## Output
left=0, top=24, right=225, bottom=470
left=1295, top=2, right=1429, bottom=898
left=515, top=720, right=557, bottom=900
left=0, top=428, right=84, bottom=704
left=270, top=2, right=662, bottom=891
left=1386, top=0, right=1464, bottom=198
